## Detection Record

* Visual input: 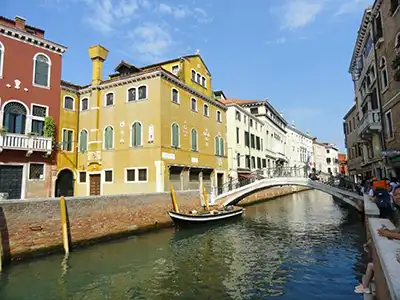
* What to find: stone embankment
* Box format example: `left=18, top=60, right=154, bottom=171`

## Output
left=0, top=186, right=308, bottom=263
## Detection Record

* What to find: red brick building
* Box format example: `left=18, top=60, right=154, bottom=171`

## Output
left=0, top=16, right=67, bottom=199
left=338, top=153, right=348, bottom=176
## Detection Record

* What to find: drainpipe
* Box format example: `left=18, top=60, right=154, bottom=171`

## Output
left=371, top=22, right=388, bottom=175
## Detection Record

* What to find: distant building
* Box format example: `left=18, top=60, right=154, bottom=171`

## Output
left=286, top=121, right=314, bottom=171
left=338, top=153, right=348, bottom=175
left=313, top=139, right=339, bottom=175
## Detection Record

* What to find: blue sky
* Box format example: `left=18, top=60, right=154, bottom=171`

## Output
left=3, top=0, right=371, bottom=151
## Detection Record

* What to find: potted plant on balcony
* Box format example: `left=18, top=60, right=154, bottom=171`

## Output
left=27, top=132, right=39, bottom=137
left=44, top=116, right=56, bottom=146
left=0, top=127, right=6, bottom=137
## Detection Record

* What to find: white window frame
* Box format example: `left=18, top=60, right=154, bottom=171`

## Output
left=124, top=167, right=148, bottom=183
left=191, top=69, right=196, bottom=81
left=28, top=162, right=45, bottom=181
left=203, top=104, right=209, bottom=117
left=78, top=171, right=87, bottom=184
left=385, top=110, right=394, bottom=139
left=63, top=95, right=75, bottom=111
left=30, top=103, right=49, bottom=134
left=103, top=125, right=114, bottom=150
left=103, top=169, right=114, bottom=184
left=79, top=129, right=89, bottom=152
left=32, top=52, right=52, bottom=89
left=171, top=122, right=180, bottom=148
left=171, top=64, right=179, bottom=75
left=0, top=41, right=4, bottom=79
left=380, top=56, right=389, bottom=91
left=216, top=110, right=222, bottom=122
left=137, top=84, right=148, bottom=101
left=130, top=121, right=143, bottom=147
left=171, top=88, right=180, bottom=104
left=126, top=86, right=137, bottom=102
left=191, top=128, right=198, bottom=151
left=80, top=97, right=89, bottom=111
left=201, top=76, right=206, bottom=87
left=61, top=128, right=74, bottom=152
left=191, top=98, right=198, bottom=112
left=104, top=91, right=115, bottom=107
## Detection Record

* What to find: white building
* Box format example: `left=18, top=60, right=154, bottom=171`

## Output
left=286, top=122, right=314, bottom=170
left=313, top=139, right=339, bottom=175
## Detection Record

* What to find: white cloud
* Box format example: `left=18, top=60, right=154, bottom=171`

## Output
left=265, top=37, right=287, bottom=45
left=157, top=3, right=188, bottom=19
left=276, top=0, right=324, bottom=30
left=130, top=23, right=173, bottom=61
left=335, top=0, right=371, bottom=16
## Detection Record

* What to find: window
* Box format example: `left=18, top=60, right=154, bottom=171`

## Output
left=250, top=107, right=258, bottom=115
left=126, top=169, right=136, bottom=182
left=138, top=168, right=147, bottom=181
left=262, top=159, right=266, bottom=168
left=349, top=120, right=352, bottom=132
left=257, top=157, right=261, bottom=169
left=251, top=157, right=255, bottom=169
left=104, top=126, right=114, bottom=149
left=201, top=76, right=206, bottom=87
left=33, top=53, right=51, bottom=87
left=396, top=32, right=400, bottom=50
left=385, top=111, right=394, bottom=138
left=79, top=172, right=86, bottom=183
left=236, top=127, right=240, bottom=144
left=171, top=65, right=179, bottom=75
left=237, top=153, right=241, bottom=167
left=131, top=122, right=142, bottom=147
left=31, top=104, right=47, bottom=136
left=214, top=136, right=224, bottom=156
left=191, top=70, right=196, bottom=81
left=326, top=149, right=330, bottom=154
left=81, top=98, right=89, bottom=111
left=363, top=35, right=373, bottom=58
left=138, top=85, right=147, bottom=100
left=105, top=92, right=114, bottom=106
left=380, top=57, right=389, bottom=89
left=326, top=157, right=332, bottom=164
left=216, top=111, right=222, bottom=122
left=171, top=123, right=180, bottom=147
left=79, top=129, right=88, bottom=152
left=250, top=134, right=255, bottom=149
left=245, top=155, right=250, bottom=168
left=127, top=87, right=136, bottom=102
left=3, top=101, right=27, bottom=134
left=250, top=119, right=253, bottom=127
left=196, top=73, right=201, bottom=83
left=203, top=104, right=209, bottom=116
left=104, top=170, right=113, bottom=183
left=191, top=129, right=198, bottom=151
left=191, top=98, right=197, bottom=111
left=256, top=136, right=260, bottom=150
left=375, top=12, right=383, bottom=40
left=62, top=129, right=73, bottom=151
left=235, top=110, right=241, bottom=121
left=244, top=131, right=250, bottom=147
left=172, top=88, right=179, bottom=104
left=29, top=163, right=44, bottom=180
left=64, top=96, right=74, bottom=110
left=0, top=41, right=3, bottom=78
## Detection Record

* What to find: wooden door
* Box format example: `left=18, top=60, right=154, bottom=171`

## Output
left=89, top=174, right=101, bottom=196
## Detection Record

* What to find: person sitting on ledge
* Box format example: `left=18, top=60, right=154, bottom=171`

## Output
left=355, top=185, right=400, bottom=294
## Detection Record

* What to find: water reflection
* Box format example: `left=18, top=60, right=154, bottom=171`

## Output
left=0, top=190, right=367, bottom=300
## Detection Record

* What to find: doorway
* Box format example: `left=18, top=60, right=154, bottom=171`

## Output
left=55, top=169, right=75, bottom=197
left=0, top=165, right=23, bottom=199
left=217, top=173, right=224, bottom=195
left=89, top=174, right=101, bottom=196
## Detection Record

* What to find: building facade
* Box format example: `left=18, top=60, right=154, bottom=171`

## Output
left=56, top=46, right=228, bottom=197
left=0, top=16, right=67, bottom=199
left=343, top=103, right=363, bottom=180
left=371, top=0, right=400, bottom=177
left=313, top=139, right=339, bottom=175
left=338, top=153, right=348, bottom=175
left=286, top=122, right=314, bottom=171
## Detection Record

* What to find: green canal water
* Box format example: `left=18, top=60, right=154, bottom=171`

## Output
left=0, top=190, right=367, bottom=300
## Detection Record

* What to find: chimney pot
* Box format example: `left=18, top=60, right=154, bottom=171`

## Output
left=15, top=16, right=26, bottom=30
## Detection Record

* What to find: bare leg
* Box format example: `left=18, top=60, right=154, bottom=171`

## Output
left=362, top=262, right=374, bottom=287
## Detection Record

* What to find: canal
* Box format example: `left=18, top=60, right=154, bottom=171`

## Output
left=0, top=190, right=367, bottom=300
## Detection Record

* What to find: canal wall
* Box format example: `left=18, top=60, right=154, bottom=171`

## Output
left=0, top=186, right=310, bottom=263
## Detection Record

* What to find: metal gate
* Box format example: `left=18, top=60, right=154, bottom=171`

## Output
left=0, top=165, right=23, bottom=199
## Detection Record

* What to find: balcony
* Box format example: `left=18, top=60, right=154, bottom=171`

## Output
left=357, top=110, right=381, bottom=138
left=0, top=133, right=52, bottom=156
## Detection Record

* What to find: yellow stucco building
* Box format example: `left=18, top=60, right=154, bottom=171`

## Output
left=55, top=45, right=228, bottom=197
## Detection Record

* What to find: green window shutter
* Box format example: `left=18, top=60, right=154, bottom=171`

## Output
left=79, top=130, right=87, bottom=152
left=67, top=130, right=73, bottom=151
left=105, top=127, right=113, bottom=149
left=172, top=124, right=178, bottom=147
left=191, top=129, right=197, bottom=151
left=132, top=123, right=141, bottom=146
left=215, top=137, right=219, bottom=155
left=220, top=138, right=224, bottom=156
left=63, top=130, right=68, bottom=151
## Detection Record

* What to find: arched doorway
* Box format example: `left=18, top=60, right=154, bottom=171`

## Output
left=55, top=169, right=74, bottom=197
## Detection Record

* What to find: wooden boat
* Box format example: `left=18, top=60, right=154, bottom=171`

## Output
left=168, top=184, right=244, bottom=227
left=168, top=206, right=244, bottom=227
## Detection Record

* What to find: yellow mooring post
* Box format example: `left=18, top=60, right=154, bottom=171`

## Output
left=170, top=185, right=179, bottom=213
left=202, top=184, right=209, bottom=211
left=59, top=196, right=69, bottom=255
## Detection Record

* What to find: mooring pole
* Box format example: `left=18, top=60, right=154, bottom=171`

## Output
left=59, top=196, right=69, bottom=255
left=170, top=185, right=179, bottom=213
left=202, top=184, right=209, bottom=210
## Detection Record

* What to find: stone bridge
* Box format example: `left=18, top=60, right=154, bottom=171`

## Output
left=212, top=171, right=364, bottom=211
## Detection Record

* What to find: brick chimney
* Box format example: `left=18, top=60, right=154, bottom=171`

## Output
left=14, top=16, right=26, bottom=30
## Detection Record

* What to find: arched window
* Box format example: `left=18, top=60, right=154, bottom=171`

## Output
left=79, top=130, right=88, bottom=152
left=105, top=92, right=114, bottom=106
left=64, top=96, right=74, bottom=110
left=214, top=136, right=224, bottom=156
left=203, top=104, right=209, bottom=116
left=104, top=126, right=114, bottom=149
left=214, top=136, right=219, bottom=155
left=216, top=110, right=222, bottom=122
left=380, top=57, right=389, bottom=89
left=0, top=41, right=4, bottom=78
left=127, top=87, right=136, bottom=102
left=81, top=98, right=89, bottom=111
left=3, top=101, right=27, bottom=134
left=138, top=85, right=147, bottom=100
left=131, top=122, right=142, bottom=147
left=171, top=123, right=179, bottom=147
left=191, top=98, right=197, bottom=111
left=33, top=53, right=51, bottom=87
left=191, top=129, right=198, bottom=151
